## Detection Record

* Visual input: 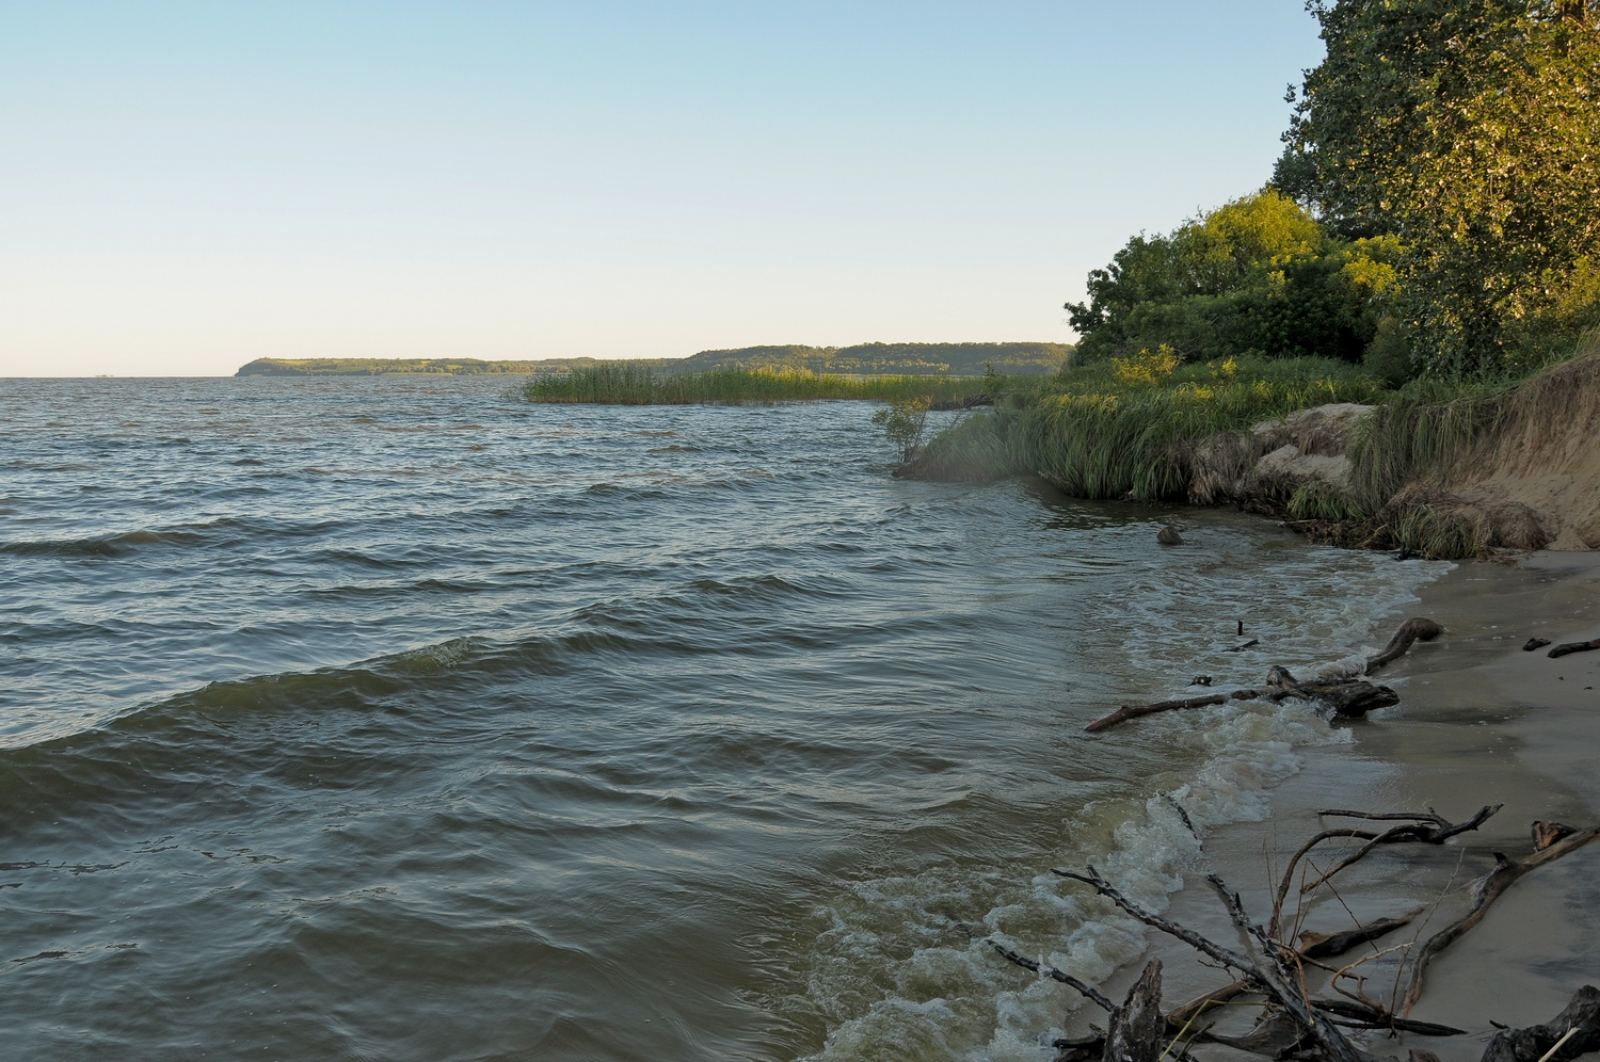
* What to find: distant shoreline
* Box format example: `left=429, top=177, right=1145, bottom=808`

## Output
left=233, top=342, right=1072, bottom=379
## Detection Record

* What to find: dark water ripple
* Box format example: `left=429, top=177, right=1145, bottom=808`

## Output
left=0, top=376, right=1443, bottom=1059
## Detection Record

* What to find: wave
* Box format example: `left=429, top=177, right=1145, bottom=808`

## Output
left=0, top=515, right=350, bottom=559
left=800, top=698, right=1353, bottom=1060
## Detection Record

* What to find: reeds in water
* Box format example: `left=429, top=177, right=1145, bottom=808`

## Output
left=524, top=364, right=985, bottom=405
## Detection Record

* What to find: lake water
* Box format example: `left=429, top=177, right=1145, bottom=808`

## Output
left=0, top=376, right=1442, bottom=1059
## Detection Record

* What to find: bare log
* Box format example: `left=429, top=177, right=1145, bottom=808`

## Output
left=1293, top=680, right=1400, bottom=718
left=1402, top=826, right=1600, bottom=1015
left=1085, top=679, right=1397, bottom=733
left=1548, top=638, right=1600, bottom=659
left=1480, top=985, right=1600, bottom=1062
left=1523, top=638, right=1551, bottom=652
left=1103, top=960, right=1164, bottom=1062
left=1365, top=617, right=1444, bottom=675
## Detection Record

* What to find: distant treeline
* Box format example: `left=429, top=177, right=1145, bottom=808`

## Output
left=234, top=356, right=668, bottom=377
left=235, top=342, right=1072, bottom=378
left=675, top=342, right=1072, bottom=376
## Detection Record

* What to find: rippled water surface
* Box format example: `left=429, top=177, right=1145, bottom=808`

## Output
left=0, top=377, right=1443, bottom=1059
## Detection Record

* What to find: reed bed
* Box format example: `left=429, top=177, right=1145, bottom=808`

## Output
left=524, top=364, right=985, bottom=405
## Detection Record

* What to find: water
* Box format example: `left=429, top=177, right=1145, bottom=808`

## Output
left=0, top=377, right=1443, bottom=1059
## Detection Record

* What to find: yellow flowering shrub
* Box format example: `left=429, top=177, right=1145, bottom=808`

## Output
left=1111, top=344, right=1180, bottom=386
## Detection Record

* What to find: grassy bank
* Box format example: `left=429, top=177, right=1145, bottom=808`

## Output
left=524, top=364, right=987, bottom=405
left=909, top=331, right=1599, bottom=559
left=909, top=354, right=1381, bottom=496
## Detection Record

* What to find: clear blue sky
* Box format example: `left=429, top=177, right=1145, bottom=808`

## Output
left=1, top=1, right=1325, bottom=376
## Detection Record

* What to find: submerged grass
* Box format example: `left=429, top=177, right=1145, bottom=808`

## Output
left=525, top=364, right=986, bottom=405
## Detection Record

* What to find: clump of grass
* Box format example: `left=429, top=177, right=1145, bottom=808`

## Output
left=1286, top=480, right=1368, bottom=524
left=525, top=364, right=986, bottom=405
left=901, top=412, right=1019, bottom=482
left=1389, top=502, right=1491, bottom=560
left=1345, top=378, right=1511, bottom=510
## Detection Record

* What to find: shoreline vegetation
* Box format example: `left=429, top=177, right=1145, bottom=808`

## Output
left=522, top=363, right=992, bottom=406
left=965, top=5, right=1600, bottom=1059
left=904, top=330, right=1600, bottom=560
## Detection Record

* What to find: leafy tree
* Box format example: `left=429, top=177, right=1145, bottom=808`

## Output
left=872, top=396, right=932, bottom=463
left=1065, top=190, right=1395, bottom=364
left=1277, top=0, right=1600, bottom=373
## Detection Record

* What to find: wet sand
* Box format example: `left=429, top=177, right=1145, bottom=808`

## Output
left=1096, top=551, right=1600, bottom=1057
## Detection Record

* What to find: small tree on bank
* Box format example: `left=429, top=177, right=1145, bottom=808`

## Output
left=872, top=396, right=931, bottom=464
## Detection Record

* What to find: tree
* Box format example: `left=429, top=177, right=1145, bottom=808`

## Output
left=871, top=396, right=931, bottom=463
left=1277, top=0, right=1600, bottom=373
left=1065, top=190, right=1394, bottom=363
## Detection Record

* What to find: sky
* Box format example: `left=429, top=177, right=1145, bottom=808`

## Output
left=1, top=1, right=1326, bottom=377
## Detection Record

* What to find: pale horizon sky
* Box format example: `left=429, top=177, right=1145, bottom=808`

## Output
left=2, top=1, right=1325, bottom=377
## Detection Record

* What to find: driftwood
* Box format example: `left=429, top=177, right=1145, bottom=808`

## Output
left=1547, top=638, right=1600, bottom=659
left=1402, top=825, right=1600, bottom=1014
left=1290, top=805, right=1502, bottom=898
left=1364, top=617, right=1443, bottom=675
left=1297, top=909, right=1422, bottom=960
left=1005, top=610, right=1599, bottom=1060
left=1480, top=985, right=1600, bottom=1062
left=1523, top=637, right=1551, bottom=652
left=1104, top=961, right=1165, bottom=1062
left=1084, top=618, right=1438, bottom=733
left=1085, top=675, right=1398, bottom=733
left=994, top=801, right=1597, bottom=1062
left=1533, top=820, right=1578, bottom=851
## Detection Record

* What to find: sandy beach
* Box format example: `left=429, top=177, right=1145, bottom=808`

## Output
left=1084, top=550, right=1600, bottom=1058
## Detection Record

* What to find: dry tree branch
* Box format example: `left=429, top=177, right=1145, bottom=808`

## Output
left=986, top=939, right=1115, bottom=1012
left=1402, top=825, right=1600, bottom=1016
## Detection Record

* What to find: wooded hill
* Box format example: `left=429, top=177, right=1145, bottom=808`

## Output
left=235, top=342, right=1073, bottom=378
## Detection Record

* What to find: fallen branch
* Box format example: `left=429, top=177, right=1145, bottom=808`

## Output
left=1402, top=826, right=1600, bottom=1015
left=1083, top=616, right=1439, bottom=734
left=1481, top=985, right=1600, bottom=1062
left=1205, top=873, right=1365, bottom=1062
left=1365, top=617, right=1444, bottom=675
left=1547, top=638, right=1600, bottom=659
left=1297, top=909, right=1424, bottom=960
left=987, top=939, right=1114, bottom=1012
left=1084, top=676, right=1398, bottom=733
left=1298, top=805, right=1502, bottom=895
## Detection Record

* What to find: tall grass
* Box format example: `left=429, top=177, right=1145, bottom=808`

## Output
left=910, top=356, right=1381, bottom=499
left=1345, top=379, right=1512, bottom=511
left=524, top=364, right=986, bottom=405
